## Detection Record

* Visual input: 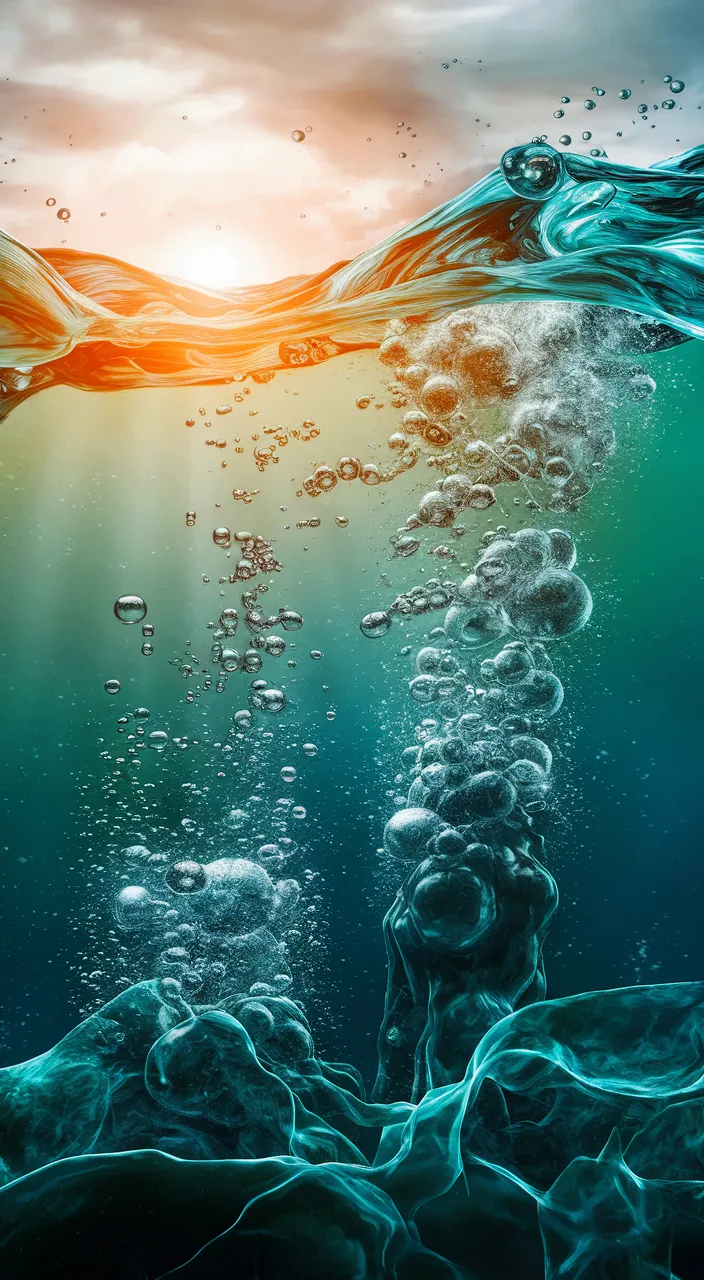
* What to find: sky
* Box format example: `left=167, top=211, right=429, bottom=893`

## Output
left=0, top=0, right=702, bottom=289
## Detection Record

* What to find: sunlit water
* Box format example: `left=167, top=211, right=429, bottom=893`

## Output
left=1, top=141, right=704, bottom=1278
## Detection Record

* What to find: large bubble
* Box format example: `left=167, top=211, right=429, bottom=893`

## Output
left=511, top=567, right=592, bottom=638
left=383, top=807, right=443, bottom=859
left=444, top=598, right=508, bottom=649
left=438, top=770, right=517, bottom=823
left=200, top=858, right=277, bottom=932
left=500, top=143, right=566, bottom=200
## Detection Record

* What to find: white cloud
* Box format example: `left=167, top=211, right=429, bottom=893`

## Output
left=177, top=92, right=246, bottom=123
left=18, top=57, right=203, bottom=105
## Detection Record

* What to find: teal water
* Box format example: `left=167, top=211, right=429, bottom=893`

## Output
left=1, top=146, right=704, bottom=1278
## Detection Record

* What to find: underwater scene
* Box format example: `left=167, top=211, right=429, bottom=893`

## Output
left=2, top=21, right=704, bottom=1280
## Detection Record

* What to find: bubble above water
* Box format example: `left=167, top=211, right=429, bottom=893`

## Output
left=360, top=610, right=392, bottom=638
left=500, top=143, right=565, bottom=200
left=104, top=678, right=121, bottom=695
left=114, top=594, right=147, bottom=624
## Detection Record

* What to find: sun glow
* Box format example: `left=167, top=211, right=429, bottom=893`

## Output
left=164, top=231, right=260, bottom=291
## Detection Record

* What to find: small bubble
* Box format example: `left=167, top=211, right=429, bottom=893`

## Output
left=618, top=88, right=631, bottom=99
left=584, top=99, right=596, bottom=110
left=670, top=80, right=685, bottom=93
left=104, top=679, right=121, bottom=695
left=335, top=516, right=349, bottom=527
left=45, top=197, right=56, bottom=206
left=582, top=131, right=592, bottom=140
left=291, top=129, right=305, bottom=142
left=558, top=135, right=571, bottom=146
left=57, top=207, right=71, bottom=220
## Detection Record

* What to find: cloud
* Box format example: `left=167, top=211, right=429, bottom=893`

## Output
left=0, top=0, right=701, bottom=286
left=17, top=57, right=204, bottom=105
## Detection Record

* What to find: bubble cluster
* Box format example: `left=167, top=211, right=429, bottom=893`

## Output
left=114, top=840, right=302, bottom=1005
left=210, top=529, right=282, bottom=578
left=362, top=529, right=589, bottom=861
left=370, top=528, right=592, bottom=1104
left=204, top=588, right=304, bottom=684
left=370, top=299, right=660, bottom=542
